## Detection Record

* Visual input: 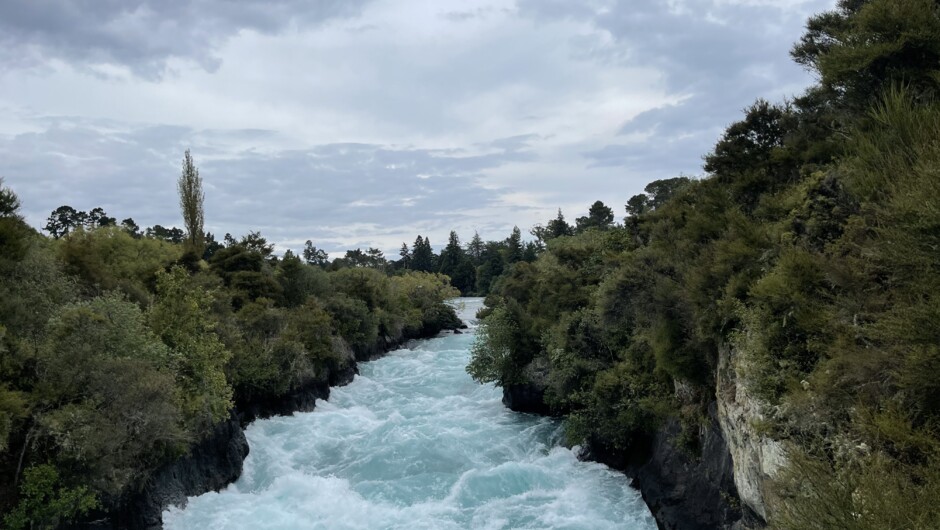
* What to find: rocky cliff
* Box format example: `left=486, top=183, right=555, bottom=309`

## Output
left=502, top=344, right=784, bottom=530
left=715, top=345, right=785, bottom=525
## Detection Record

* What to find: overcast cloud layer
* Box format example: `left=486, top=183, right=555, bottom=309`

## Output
left=1, top=0, right=832, bottom=255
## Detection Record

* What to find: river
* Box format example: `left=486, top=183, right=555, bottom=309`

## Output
left=163, top=298, right=656, bottom=529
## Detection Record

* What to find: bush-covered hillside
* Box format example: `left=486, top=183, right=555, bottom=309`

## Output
left=469, top=1, right=940, bottom=527
left=0, top=165, right=459, bottom=527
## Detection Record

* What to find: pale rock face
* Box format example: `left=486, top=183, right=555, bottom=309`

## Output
left=716, top=345, right=786, bottom=523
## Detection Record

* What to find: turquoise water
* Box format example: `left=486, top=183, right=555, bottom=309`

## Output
left=164, top=298, right=656, bottom=530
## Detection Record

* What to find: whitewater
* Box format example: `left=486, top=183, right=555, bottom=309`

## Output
left=164, top=298, right=656, bottom=529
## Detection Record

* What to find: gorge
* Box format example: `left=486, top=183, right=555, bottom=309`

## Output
left=163, top=299, right=658, bottom=529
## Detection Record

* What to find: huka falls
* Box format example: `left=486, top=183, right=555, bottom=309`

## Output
left=163, top=299, right=657, bottom=529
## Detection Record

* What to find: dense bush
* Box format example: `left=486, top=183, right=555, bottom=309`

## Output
left=0, top=179, right=461, bottom=524
left=469, top=1, right=940, bottom=525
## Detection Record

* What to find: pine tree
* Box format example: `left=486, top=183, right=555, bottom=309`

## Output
left=505, top=226, right=523, bottom=264
left=466, top=231, right=485, bottom=266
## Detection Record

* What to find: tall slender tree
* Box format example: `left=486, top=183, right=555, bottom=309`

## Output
left=466, top=231, right=485, bottom=266
left=411, top=235, right=434, bottom=272
left=547, top=209, right=573, bottom=238
left=438, top=231, right=465, bottom=279
left=505, top=226, right=523, bottom=264
left=178, top=149, right=205, bottom=255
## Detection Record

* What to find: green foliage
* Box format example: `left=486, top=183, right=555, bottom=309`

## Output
left=0, top=179, right=30, bottom=267
left=288, top=300, right=351, bottom=386
left=409, top=235, right=435, bottom=272
left=471, top=6, right=940, bottom=522
left=0, top=378, right=27, bottom=453
left=303, top=240, right=330, bottom=267
left=57, top=225, right=182, bottom=302
left=178, top=149, right=206, bottom=254
left=0, top=238, right=78, bottom=341
left=575, top=201, right=615, bottom=232
left=0, top=178, right=464, bottom=526
left=210, top=243, right=281, bottom=308
left=324, top=293, right=378, bottom=354
left=566, top=357, right=673, bottom=450
left=151, top=266, right=232, bottom=432
left=276, top=250, right=329, bottom=308
left=4, top=464, right=98, bottom=530
left=36, top=293, right=184, bottom=494
left=330, top=267, right=390, bottom=311
left=793, top=0, right=940, bottom=109
left=467, top=304, right=521, bottom=386
left=388, top=271, right=461, bottom=333
left=772, top=447, right=940, bottom=530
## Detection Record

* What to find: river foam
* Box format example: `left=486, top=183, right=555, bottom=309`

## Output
left=164, top=298, right=656, bottom=529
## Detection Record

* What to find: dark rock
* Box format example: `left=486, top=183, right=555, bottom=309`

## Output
left=236, top=378, right=332, bottom=425
left=580, top=402, right=744, bottom=530
left=81, top=412, right=249, bottom=529
left=502, top=383, right=554, bottom=416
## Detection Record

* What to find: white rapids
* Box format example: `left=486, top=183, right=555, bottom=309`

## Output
left=164, top=298, right=656, bottom=530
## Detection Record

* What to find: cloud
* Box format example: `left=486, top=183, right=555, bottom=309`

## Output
left=0, top=0, right=373, bottom=78
left=0, top=0, right=835, bottom=256
left=1, top=117, right=537, bottom=255
left=517, top=0, right=831, bottom=176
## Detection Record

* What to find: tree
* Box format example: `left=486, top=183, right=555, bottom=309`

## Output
left=35, top=294, right=184, bottom=495
left=466, top=304, right=521, bottom=386
left=411, top=235, right=434, bottom=272
left=0, top=178, right=22, bottom=219
left=44, top=206, right=82, bottom=239
left=522, top=241, right=540, bottom=262
left=146, top=225, right=185, bottom=243
left=476, top=241, right=505, bottom=294
left=86, top=207, right=116, bottom=229
left=644, top=177, right=692, bottom=210
left=203, top=232, right=224, bottom=259
left=120, top=218, right=141, bottom=238
left=625, top=194, right=649, bottom=218
left=275, top=250, right=322, bottom=308
left=3, top=464, right=98, bottom=530
left=506, top=226, right=523, bottom=264
left=303, top=240, right=329, bottom=267
left=150, top=266, right=232, bottom=432
left=366, top=247, right=386, bottom=268
left=397, top=242, right=411, bottom=268
left=704, top=100, right=790, bottom=178
left=177, top=149, right=205, bottom=255
left=343, top=248, right=369, bottom=268
left=575, top=201, right=615, bottom=232
left=466, top=232, right=485, bottom=266
left=547, top=209, right=573, bottom=239
left=0, top=179, right=30, bottom=263
left=792, top=0, right=940, bottom=110
left=240, top=231, right=273, bottom=257
left=438, top=231, right=464, bottom=277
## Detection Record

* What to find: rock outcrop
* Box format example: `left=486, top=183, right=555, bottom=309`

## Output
left=85, top=413, right=249, bottom=529
left=502, top=383, right=554, bottom=415
left=506, top=355, right=774, bottom=529
left=716, top=346, right=786, bottom=524
left=579, top=402, right=752, bottom=530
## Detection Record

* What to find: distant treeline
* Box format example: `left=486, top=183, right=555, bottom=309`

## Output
left=39, top=195, right=625, bottom=299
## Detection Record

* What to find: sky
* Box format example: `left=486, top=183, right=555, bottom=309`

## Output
left=0, top=0, right=833, bottom=256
